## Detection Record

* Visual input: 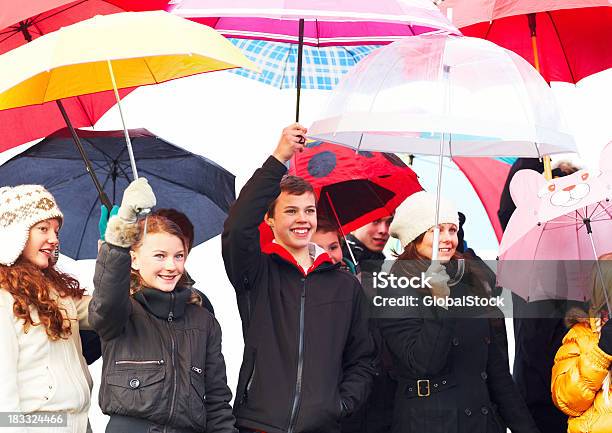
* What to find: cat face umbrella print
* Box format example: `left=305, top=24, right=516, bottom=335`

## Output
left=497, top=142, right=612, bottom=311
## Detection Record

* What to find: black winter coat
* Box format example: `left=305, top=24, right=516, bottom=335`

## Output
left=341, top=236, right=395, bottom=433
left=222, top=156, right=377, bottom=433
left=89, top=243, right=236, bottom=433
left=378, top=262, right=539, bottom=433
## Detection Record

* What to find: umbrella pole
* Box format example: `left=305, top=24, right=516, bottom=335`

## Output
left=432, top=65, right=452, bottom=262
left=107, top=59, right=139, bottom=180
left=295, top=18, right=305, bottom=123
left=585, top=219, right=612, bottom=314
left=325, top=191, right=359, bottom=266
left=528, top=13, right=553, bottom=181
left=56, top=100, right=112, bottom=211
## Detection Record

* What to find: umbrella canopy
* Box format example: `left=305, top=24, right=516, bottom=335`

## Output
left=0, top=88, right=133, bottom=153
left=0, top=128, right=236, bottom=259
left=0, top=1, right=172, bottom=54
left=438, top=0, right=609, bottom=29
left=438, top=1, right=611, bottom=84
left=168, top=0, right=457, bottom=29
left=193, top=17, right=443, bottom=46
left=497, top=142, right=612, bottom=302
left=228, top=39, right=380, bottom=90
left=308, top=34, right=576, bottom=157
left=0, top=11, right=258, bottom=109
left=288, top=140, right=422, bottom=233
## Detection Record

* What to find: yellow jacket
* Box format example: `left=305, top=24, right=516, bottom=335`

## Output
left=551, top=318, right=612, bottom=433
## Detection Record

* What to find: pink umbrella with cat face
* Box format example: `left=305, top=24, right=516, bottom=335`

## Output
left=497, top=142, right=612, bottom=308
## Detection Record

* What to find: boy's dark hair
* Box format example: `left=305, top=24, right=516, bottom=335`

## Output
left=154, top=208, right=194, bottom=252
left=267, top=175, right=316, bottom=218
left=316, top=216, right=343, bottom=245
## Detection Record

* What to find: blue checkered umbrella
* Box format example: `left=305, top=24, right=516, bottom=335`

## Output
left=228, top=38, right=381, bottom=90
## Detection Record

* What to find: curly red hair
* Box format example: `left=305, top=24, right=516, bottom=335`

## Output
left=0, top=260, right=85, bottom=340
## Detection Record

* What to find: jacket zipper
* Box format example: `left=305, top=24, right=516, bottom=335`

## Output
left=287, top=278, right=307, bottom=433
left=115, top=360, right=165, bottom=365
left=164, top=292, right=177, bottom=433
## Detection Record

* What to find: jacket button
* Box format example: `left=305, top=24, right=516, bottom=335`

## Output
left=464, top=408, right=472, bottom=416
left=484, top=336, right=491, bottom=344
left=481, top=371, right=488, bottom=380
left=481, top=407, right=489, bottom=415
left=452, top=337, right=459, bottom=346
left=129, top=378, right=140, bottom=389
left=441, top=380, right=446, bottom=385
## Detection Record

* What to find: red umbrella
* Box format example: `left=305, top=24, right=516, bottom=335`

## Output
left=258, top=141, right=422, bottom=248
left=0, top=0, right=170, bottom=54
left=0, top=1, right=169, bottom=207
left=438, top=1, right=612, bottom=84
left=289, top=141, right=422, bottom=234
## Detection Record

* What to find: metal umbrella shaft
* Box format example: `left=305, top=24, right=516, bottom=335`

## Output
left=295, top=18, right=305, bottom=123
left=107, top=59, right=139, bottom=180
left=325, top=191, right=359, bottom=266
left=585, top=218, right=612, bottom=314
left=431, top=64, right=452, bottom=262
left=56, top=100, right=112, bottom=211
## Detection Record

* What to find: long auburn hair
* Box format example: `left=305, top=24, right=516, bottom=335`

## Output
left=129, top=215, right=201, bottom=306
left=0, top=259, right=84, bottom=340
left=395, top=232, right=492, bottom=298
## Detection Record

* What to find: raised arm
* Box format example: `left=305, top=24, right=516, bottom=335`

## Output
left=221, top=124, right=307, bottom=292
left=89, top=178, right=156, bottom=341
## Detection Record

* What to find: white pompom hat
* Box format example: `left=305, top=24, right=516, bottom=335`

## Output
left=390, top=191, right=459, bottom=249
left=0, top=185, right=63, bottom=266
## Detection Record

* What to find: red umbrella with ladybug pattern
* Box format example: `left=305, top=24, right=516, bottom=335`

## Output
left=289, top=140, right=422, bottom=233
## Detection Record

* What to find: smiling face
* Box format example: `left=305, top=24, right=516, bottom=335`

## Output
left=353, top=216, right=393, bottom=253
left=130, top=232, right=186, bottom=292
left=416, top=223, right=458, bottom=263
left=266, top=191, right=317, bottom=256
left=21, top=218, right=60, bottom=269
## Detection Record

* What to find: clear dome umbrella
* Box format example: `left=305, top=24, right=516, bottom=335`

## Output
left=308, top=34, right=577, bottom=260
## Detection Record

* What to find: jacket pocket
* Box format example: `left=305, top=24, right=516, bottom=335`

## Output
left=106, top=366, right=166, bottom=417
left=401, top=409, right=458, bottom=433
left=189, top=366, right=207, bottom=428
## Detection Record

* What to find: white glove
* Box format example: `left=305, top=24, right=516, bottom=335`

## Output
left=425, top=262, right=450, bottom=299
left=118, top=178, right=156, bottom=223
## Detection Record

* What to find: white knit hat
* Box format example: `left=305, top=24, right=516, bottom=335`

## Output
left=390, top=191, right=459, bottom=249
left=0, top=185, right=63, bottom=266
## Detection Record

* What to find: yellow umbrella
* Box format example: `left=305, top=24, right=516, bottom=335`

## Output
left=0, top=11, right=258, bottom=191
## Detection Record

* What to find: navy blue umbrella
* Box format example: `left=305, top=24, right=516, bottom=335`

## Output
left=0, top=128, right=235, bottom=259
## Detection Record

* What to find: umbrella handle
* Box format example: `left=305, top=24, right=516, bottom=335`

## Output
left=107, top=60, right=139, bottom=180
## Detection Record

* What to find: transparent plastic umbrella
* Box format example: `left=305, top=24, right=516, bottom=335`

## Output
left=308, top=34, right=577, bottom=259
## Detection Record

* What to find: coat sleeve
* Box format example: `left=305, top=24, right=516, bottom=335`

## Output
left=204, top=317, right=238, bottom=433
left=221, top=156, right=287, bottom=293
left=88, top=243, right=133, bottom=341
left=339, top=282, right=377, bottom=415
left=74, top=295, right=91, bottom=330
left=551, top=325, right=612, bottom=417
left=485, top=319, right=540, bottom=433
left=378, top=307, right=456, bottom=377
left=0, top=292, right=21, bottom=411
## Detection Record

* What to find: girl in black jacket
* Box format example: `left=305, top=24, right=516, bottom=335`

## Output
left=378, top=191, right=539, bottom=433
left=89, top=178, right=237, bottom=433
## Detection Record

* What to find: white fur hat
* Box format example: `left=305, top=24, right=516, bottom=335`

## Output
left=390, top=191, right=459, bottom=249
left=0, top=185, right=63, bottom=266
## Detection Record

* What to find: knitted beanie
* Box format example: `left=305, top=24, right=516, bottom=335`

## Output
left=390, top=191, right=459, bottom=249
left=0, top=185, right=63, bottom=266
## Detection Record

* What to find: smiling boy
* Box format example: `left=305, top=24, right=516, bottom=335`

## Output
left=222, top=124, right=376, bottom=433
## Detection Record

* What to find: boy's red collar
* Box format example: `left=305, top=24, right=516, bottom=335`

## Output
left=262, top=242, right=333, bottom=276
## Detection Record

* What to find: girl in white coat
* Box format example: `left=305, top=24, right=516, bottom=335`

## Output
left=0, top=185, right=92, bottom=433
